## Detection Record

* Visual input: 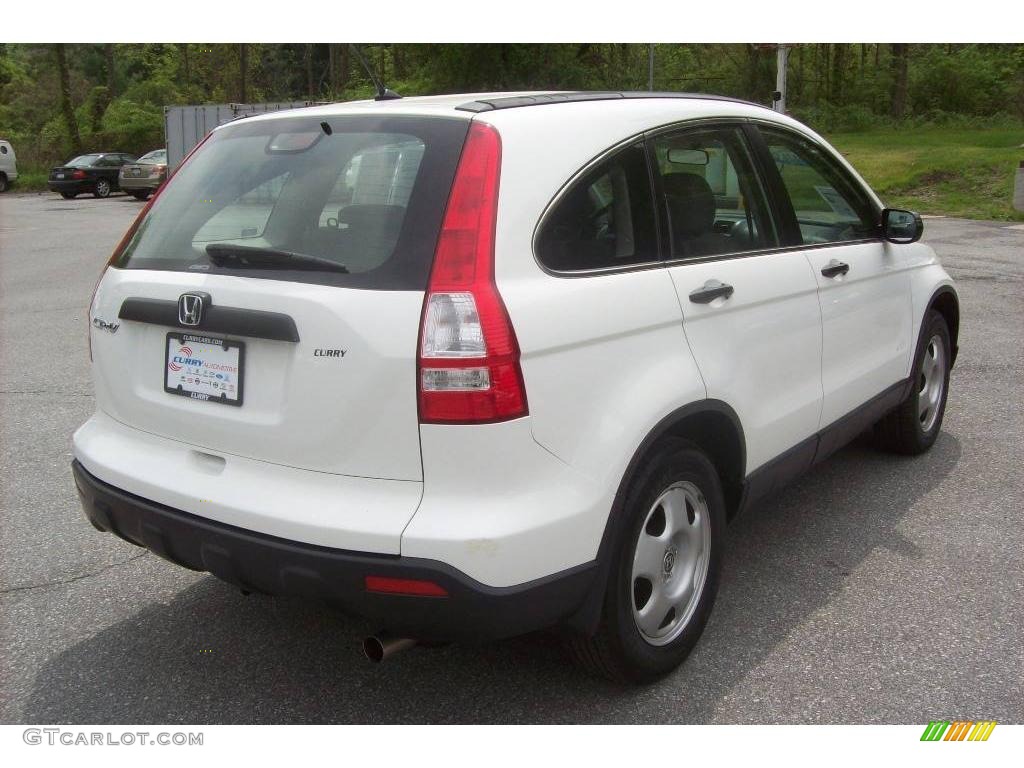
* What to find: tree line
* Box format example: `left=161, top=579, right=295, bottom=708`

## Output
left=1, top=43, right=1021, bottom=168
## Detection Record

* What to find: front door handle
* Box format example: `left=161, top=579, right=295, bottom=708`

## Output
left=821, top=259, right=850, bottom=278
left=689, top=279, right=734, bottom=304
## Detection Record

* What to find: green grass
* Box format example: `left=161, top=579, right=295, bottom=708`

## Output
left=10, top=127, right=1024, bottom=221
left=8, top=168, right=49, bottom=192
left=826, top=127, right=1024, bottom=221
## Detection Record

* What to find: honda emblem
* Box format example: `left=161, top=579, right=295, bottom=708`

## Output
left=178, top=293, right=207, bottom=326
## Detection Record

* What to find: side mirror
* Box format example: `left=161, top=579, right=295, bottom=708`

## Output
left=882, top=208, right=923, bottom=244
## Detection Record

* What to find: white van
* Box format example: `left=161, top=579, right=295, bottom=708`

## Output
left=0, top=139, right=17, bottom=192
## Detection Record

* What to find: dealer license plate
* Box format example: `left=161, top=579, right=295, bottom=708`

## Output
left=164, top=333, right=245, bottom=407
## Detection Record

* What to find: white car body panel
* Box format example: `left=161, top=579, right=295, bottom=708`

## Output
left=905, top=246, right=956, bottom=373
left=90, top=268, right=425, bottom=480
left=73, top=92, right=958, bottom=592
left=73, top=411, right=422, bottom=553
left=804, top=241, right=913, bottom=428
left=0, top=140, right=17, bottom=181
left=667, top=252, right=823, bottom=472
left=404, top=418, right=607, bottom=587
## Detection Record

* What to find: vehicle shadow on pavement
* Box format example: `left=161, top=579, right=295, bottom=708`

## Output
left=22, top=433, right=961, bottom=724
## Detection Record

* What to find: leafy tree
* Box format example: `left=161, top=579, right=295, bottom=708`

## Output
left=0, top=42, right=1020, bottom=172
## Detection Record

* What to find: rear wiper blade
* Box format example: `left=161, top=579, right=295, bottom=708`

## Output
left=205, top=243, right=349, bottom=274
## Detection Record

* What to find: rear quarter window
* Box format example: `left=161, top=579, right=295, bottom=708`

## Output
left=114, top=116, right=469, bottom=290
left=535, top=142, right=659, bottom=272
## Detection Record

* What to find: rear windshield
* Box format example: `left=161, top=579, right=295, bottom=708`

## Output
left=138, top=149, right=166, bottom=164
left=68, top=154, right=100, bottom=166
left=114, top=115, right=469, bottom=289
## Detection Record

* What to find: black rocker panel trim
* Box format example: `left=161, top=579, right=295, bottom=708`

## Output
left=741, top=377, right=912, bottom=510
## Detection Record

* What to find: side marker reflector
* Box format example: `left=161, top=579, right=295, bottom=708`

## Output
left=364, top=576, right=449, bottom=597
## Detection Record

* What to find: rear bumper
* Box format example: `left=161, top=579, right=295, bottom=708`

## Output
left=72, top=460, right=597, bottom=641
left=119, top=176, right=162, bottom=191
left=48, top=179, right=92, bottom=194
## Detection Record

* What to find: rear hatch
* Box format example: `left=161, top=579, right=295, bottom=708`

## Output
left=89, top=112, right=470, bottom=481
left=120, top=162, right=148, bottom=179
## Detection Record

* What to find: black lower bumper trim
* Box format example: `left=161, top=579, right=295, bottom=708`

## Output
left=71, top=460, right=597, bottom=641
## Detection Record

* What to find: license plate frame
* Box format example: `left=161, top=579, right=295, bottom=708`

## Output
left=164, top=332, right=245, bottom=407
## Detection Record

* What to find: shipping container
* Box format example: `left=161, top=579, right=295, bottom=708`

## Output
left=164, top=102, right=322, bottom=169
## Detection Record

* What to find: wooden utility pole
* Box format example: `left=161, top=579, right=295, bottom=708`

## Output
left=774, top=45, right=790, bottom=112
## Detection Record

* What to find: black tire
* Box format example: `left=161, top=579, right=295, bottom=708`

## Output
left=94, top=179, right=112, bottom=198
left=570, top=440, right=725, bottom=684
left=874, top=309, right=951, bottom=455
left=0, top=173, right=8, bottom=193
left=131, top=191, right=150, bottom=201
left=60, top=192, right=77, bottom=199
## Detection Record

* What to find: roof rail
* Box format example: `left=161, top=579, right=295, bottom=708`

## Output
left=455, top=91, right=766, bottom=113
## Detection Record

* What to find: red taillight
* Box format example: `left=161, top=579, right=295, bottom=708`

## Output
left=417, top=121, right=528, bottom=424
left=364, top=576, right=449, bottom=597
left=72, top=169, right=86, bottom=180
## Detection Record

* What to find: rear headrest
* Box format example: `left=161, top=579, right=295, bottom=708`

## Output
left=337, top=204, right=406, bottom=231
left=662, top=173, right=715, bottom=238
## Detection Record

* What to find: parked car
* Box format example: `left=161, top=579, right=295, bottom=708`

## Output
left=0, top=138, right=17, bottom=192
left=73, top=92, right=959, bottom=683
left=48, top=152, right=136, bottom=198
left=119, top=148, right=168, bottom=200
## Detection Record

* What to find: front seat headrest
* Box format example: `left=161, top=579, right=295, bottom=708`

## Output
left=662, top=173, right=716, bottom=239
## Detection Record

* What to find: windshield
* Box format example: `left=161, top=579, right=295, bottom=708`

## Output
left=114, top=115, right=468, bottom=289
left=67, top=154, right=100, bottom=166
left=138, top=149, right=166, bottom=164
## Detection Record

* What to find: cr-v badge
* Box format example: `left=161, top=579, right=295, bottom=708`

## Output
left=91, top=318, right=119, bottom=334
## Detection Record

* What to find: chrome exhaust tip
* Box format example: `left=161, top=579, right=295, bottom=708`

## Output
left=363, top=632, right=417, bottom=663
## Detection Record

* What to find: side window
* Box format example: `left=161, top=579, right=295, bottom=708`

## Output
left=652, top=126, right=776, bottom=260
left=760, top=128, right=878, bottom=245
left=0, top=145, right=7, bottom=155
left=536, top=142, right=658, bottom=271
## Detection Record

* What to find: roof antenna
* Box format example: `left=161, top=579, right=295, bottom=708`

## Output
left=349, top=44, right=401, bottom=101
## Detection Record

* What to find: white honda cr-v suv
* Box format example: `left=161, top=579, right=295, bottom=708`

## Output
left=73, top=91, right=958, bottom=683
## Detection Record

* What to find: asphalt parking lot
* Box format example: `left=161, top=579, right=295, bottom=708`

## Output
left=1, top=191, right=1021, bottom=724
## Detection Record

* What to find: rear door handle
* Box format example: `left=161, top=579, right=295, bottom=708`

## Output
left=688, top=279, right=734, bottom=304
left=821, top=260, right=850, bottom=278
